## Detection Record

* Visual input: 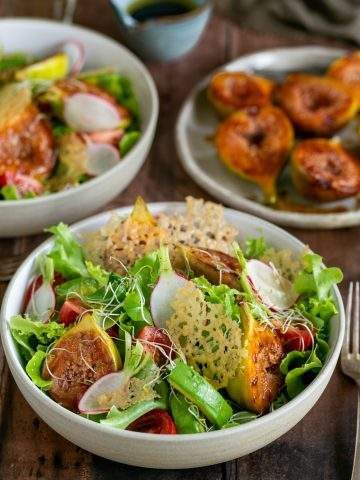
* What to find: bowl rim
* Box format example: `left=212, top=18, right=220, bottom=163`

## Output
left=0, top=17, right=159, bottom=208
left=175, top=45, right=360, bottom=229
left=0, top=201, right=345, bottom=442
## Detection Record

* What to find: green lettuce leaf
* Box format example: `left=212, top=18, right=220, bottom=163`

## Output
left=119, top=131, right=140, bottom=156
left=85, top=260, right=109, bottom=287
left=192, top=276, right=241, bottom=322
left=244, top=236, right=267, bottom=259
left=10, top=315, right=66, bottom=362
left=55, top=277, right=99, bottom=302
left=25, top=350, right=52, bottom=390
left=280, top=348, right=322, bottom=398
left=46, top=223, right=88, bottom=278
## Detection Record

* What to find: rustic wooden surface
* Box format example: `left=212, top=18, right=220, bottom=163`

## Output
left=0, top=2, right=358, bottom=479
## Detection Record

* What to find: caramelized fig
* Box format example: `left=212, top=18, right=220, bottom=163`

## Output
left=215, top=105, right=294, bottom=203
left=173, top=245, right=240, bottom=288
left=291, top=138, right=360, bottom=202
left=226, top=305, right=283, bottom=413
left=208, top=71, right=275, bottom=116
left=43, top=314, right=121, bottom=410
left=277, top=74, right=358, bottom=135
left=328, top=51, right=360, bottom=104
left=0, top=84, right=55, bottom=179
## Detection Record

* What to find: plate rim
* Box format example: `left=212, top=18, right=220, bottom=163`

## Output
left=175, top=45, right=360, bottom=229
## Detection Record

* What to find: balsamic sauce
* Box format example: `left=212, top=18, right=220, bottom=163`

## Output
left=129, top=1, right=196, bottom=22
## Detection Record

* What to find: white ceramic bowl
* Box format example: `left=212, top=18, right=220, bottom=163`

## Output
left=0, top=19, right=158, bottom=238
left=0, top=203, right=345, bottom=469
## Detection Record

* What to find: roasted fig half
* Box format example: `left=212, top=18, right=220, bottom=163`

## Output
left=277, top=73, right=358, bottom=135
left=227, top=304, right=283, bottom=413
left=291, top=139, right=360, bottom=202
left=215, top=105, right=294, bottom=203
left=173, top=244, right=240, bottom=288
left=43, top=314, right=121, bottom=410
left=328, top=51, right=360, bottom=104
left=208, top=71, right=275, bottom=116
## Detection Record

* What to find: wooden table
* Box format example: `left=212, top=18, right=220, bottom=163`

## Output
left=0, top=4, right=358, bottom=479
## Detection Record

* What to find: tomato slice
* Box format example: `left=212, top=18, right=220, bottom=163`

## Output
left=136, top=326, right=174, bottom=365
left=59, top=299, right=86, bottom=326
left=281, top=326, right=314, bottom=352
left=129, top=409, right=177, bottom=434
left=0, top=172, right=43, bottom=196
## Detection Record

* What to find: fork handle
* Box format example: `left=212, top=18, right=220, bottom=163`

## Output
left=352, top=390, right=360, bottom=480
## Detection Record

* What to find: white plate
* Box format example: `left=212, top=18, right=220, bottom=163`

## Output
left=0, top=19, right=159, bottom=237
left=0, top=202, right=344, bottom=468
left=176, top=46, right=360, bottom=229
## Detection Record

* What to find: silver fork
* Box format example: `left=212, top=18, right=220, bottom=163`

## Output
left=341, top=282, right=360, bottom=479
left=0, top=253, right=27, bottom=281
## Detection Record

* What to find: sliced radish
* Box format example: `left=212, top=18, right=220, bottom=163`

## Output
left=63, top=93, right=121, bottom=133
left=25, top=282, right=55, bottom=322
left=247, top=259, right=298, bottom=311
left=78, top=371, right=128, bottom=414
left=86, top=143, right=120, bottom=176
left=150, top=272, right=189, bottom=328
left=59, top=40, right=85, bottom=75
left=86, top=128, right=123, bottom=145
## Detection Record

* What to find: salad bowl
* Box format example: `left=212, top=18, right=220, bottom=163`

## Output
left=0, top=19, right=158, bottom=237
left=0, top=202, right=344, bottom=468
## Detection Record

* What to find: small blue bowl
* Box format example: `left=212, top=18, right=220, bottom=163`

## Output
left=110, top=0, right=212, bottom=62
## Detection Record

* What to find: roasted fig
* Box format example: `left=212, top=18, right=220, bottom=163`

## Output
left=277, top=74, right=358, bottom=135
left=291, top=138, right=360, bottom=202
left=0, top=83, right=55, bottom=179
left=208, top=71, right=275, bottom=116
left=173, top=244, right=240, bottom=288
left=226, top=304, right=283, bottom=413
left=328, top=51, right=360, bottom=104
left=215, top=105, right=294, bottom=203
left=43, top=313, right=121, bottom=410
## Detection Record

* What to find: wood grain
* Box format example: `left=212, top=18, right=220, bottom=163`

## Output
left=0, top=3, right=358, bottom=479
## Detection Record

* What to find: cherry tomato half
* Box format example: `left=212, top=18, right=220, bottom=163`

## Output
left=59, top=299, right=86, bottom=326
left=281, top=326, right=314, bottom=352
left=129, top=409, right=177, bottom=434
left=136, top=326, right=174, bottom=365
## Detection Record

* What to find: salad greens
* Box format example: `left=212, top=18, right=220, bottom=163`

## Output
left=9, top=210, right=343, bottom=435
left=0, top=45, right=141, bottom=202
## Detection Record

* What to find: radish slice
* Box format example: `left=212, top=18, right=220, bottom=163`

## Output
left=86, top=143, right=120, bottom=176
left=25, top=282, right=55, bottom=322
left=247, top=259, right=298, bottom=311
left=78, top=371, right=128, bottom=414
left=86, top=129, right=123, bottom=145
left=59, top=40, right=85, bottom=75
left=64, top=93, right=121, bottom=133
left=150, top=272, right=189, bottom=328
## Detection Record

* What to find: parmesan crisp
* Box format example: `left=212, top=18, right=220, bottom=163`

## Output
left=84, top=197, right=238, bottom=274
left=166, top=282, right=243, bottom=389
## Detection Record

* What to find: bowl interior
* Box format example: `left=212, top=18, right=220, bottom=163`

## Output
left=0, top=203, right=344, bottom=437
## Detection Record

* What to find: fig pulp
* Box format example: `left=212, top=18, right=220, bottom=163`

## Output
left=208, top=71, right=274, bottom=116
left=227, top=305, right=283, bottom=413
left=43, top=314, right=121, bottom=410
left=215, top=105, right=294, bottom=204
left=291, top=139, right=360, bottom=201
left=277, top=74, right=358, bottom=135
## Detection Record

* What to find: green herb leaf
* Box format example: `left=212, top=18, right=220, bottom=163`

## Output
left=119, top=131, right=140, bottom=156
left=25, top=350, right=52, bottom=390
left=46, top=223, right=88, bottom=278
left=244, top=236, right=267, bottom=259
left=1, top=184, right=20, bottom=200
left=85, top=260, right=109, bottom=287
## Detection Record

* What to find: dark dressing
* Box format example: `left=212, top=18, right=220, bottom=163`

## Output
left=128, top=0, right=196, bottom=22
